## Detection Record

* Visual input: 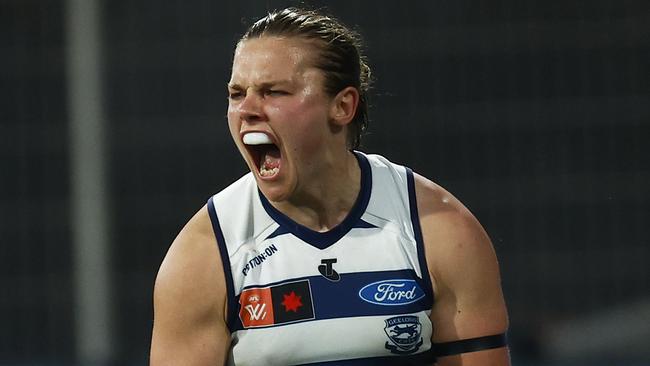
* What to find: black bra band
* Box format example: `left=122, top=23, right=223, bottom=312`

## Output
left=434, top=333, right=508, bottom=357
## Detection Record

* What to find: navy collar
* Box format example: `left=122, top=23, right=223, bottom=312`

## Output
left=258, top=151, right=374, bottom=250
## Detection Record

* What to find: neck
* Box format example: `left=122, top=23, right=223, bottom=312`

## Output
left=273, top=150, right=361, bottom=232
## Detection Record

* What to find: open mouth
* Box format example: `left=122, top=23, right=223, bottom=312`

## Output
left=242, top=132, right=281, bottom=178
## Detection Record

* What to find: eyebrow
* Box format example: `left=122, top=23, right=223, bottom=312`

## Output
left=227, top=80, right=293, bottom=90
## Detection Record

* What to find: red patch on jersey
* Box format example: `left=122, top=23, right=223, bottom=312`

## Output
left=239, top=287, right=274, bottom=327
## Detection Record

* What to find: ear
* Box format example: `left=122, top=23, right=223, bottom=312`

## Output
left=329, top=86, right=359, bottom=126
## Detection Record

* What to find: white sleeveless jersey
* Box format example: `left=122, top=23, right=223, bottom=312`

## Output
left=208, top=152, right=436, bottom=365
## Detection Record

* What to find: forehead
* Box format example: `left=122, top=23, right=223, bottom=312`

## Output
left=229, top=37, right=321, bottom=84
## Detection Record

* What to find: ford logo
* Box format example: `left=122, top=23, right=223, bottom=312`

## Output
left=358, top=279, right=425, bottom=306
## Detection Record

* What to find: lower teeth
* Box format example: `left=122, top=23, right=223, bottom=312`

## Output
left=260, top=167, right=279, bottom=177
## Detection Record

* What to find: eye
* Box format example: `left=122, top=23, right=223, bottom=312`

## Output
left=265, top=89, right=288, bottom=97
left=228, top=91, right=244, bottom=100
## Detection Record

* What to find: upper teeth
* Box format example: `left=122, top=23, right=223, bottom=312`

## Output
left=243, top=132, right=272, bottom=145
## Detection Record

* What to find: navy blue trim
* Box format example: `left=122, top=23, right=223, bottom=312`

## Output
left=264, top=226, right=290, bottom=240
left=355, top=219, right=377, bottom=229
left=258, top=151, right=373, bottom=249
left=206, top=198, right=238, bottom=332
left=264, top=218, right=377, bottom=240
left=405, top=168, right=435, bottom=307
left=232, top=269, right=431, bottom=331
left=297, top=348, right=436, bottom=365
left=434, top=333, right=508, bottom=357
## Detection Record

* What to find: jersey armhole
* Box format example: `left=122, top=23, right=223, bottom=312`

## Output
left=207, top=197, right=238, bottom=332
left=405, top=168, right=435, bottom=307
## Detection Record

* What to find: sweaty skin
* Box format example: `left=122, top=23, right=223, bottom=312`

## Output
left=150, top=35, right=509, bottom=366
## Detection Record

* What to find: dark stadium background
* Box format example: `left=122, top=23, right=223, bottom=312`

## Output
left=2, top=0, right=649, bottom=365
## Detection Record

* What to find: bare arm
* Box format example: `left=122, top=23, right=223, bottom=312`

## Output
left=415, top=174, right=510, bottom=366
left=150, top=205, right=231, bottom=366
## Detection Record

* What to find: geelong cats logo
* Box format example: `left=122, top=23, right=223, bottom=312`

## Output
left=384, top=316, right=423, bottom=354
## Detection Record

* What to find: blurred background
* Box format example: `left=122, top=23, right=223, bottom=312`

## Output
left=2, top=0, right=649, bottom=365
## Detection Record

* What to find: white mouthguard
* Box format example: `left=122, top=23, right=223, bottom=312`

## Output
left=243, top=132, right=273, bottom=145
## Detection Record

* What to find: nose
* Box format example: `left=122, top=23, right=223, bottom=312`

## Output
left=237, top=92, right=265, bottom=123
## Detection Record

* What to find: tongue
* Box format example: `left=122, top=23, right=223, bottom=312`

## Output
left=261, top=146, right=281, bottom=170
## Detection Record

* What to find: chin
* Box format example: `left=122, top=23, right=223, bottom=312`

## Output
left=256, top=178, right=293, bottom=203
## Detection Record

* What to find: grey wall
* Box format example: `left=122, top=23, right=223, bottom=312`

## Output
left=2, top=0, right=649, bottom=364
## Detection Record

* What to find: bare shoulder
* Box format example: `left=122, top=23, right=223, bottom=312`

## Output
left=151, top=205, right=230, bottom=365
left=154, top=205, right=226, bottom=316
left=413, top=173, right=508, bottom=345
left=412, top=173, right=498, bottom=275
left=156, top=206, right=220, bottom=290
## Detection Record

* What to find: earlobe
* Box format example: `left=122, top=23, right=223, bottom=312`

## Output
left=330, top=87, right=359, bottom=126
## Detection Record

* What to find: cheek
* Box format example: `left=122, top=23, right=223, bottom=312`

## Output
left=282, top=120, right=327, bottom=157
left=227, top=108, right=240, bottom=135
left=276, top=97, right=329, bottom=131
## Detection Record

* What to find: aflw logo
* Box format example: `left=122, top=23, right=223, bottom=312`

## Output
left=244, top=303, right=267, bottom=321
left=239, top=289, right=275, bottom=327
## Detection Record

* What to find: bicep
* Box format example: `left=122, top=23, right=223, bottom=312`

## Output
left=150, top=305, right=230, bottom=366
left=426, top=215, right=510, bottom=365
left=428, top=222, right=509, bottom=342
